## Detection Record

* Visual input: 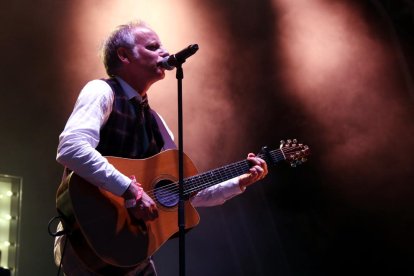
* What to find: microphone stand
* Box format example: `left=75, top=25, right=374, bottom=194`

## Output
left=175, top=62, right=186, bottom=276
left=166, top=43, right=198, bottom=276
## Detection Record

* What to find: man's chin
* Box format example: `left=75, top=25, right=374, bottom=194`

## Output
left=150, top=71, right=165, bottom=85
left=158, top=70, right=166, bottom=79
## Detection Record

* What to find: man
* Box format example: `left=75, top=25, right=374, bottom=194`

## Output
left=54, top=21, right=268, bottom=275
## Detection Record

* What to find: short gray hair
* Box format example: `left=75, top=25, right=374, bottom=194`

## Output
left=101, top=21, right=148, bottom=76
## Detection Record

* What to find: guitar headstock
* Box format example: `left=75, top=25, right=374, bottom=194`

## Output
left=280, top=139, right=310, bottom=167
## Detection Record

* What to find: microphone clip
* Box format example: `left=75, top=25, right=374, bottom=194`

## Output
left=158, top=44, right=199, bottom=70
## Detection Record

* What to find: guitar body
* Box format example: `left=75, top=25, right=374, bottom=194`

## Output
left=56, top=150, right=200, bottom=273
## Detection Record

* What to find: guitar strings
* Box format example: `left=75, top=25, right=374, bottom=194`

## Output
left=143, top=147, right=303, bottom=204
left=148, top=146, right=304, bottom=202
left=142, top=147, right=304, bottom=204
left=145, top=156, right=260, bottom=198
left=182, top=146, right=306, bottom=196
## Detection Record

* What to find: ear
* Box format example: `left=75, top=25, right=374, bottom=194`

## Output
left=117, top=47, right=131, bottom=64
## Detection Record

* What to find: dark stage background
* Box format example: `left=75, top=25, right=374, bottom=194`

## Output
left=1, top=0, right=414, bottom=275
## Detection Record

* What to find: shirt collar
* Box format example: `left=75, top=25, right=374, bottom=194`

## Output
left=114, top=76, right=143, bottom=102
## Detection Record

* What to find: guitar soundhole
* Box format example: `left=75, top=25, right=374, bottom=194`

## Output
left=154, top=180, right=179, bottom=208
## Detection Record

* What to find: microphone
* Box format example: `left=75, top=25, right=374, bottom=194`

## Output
left=158, top=44, right=199, bottom=70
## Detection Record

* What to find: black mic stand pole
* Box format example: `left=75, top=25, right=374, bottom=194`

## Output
left=175, top=62, right=186, bottom=276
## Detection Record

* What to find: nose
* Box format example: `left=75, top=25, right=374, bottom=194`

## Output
left=159, top=47, right=169, bottom=57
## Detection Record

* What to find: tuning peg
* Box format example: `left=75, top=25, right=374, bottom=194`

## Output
left=293, top=139, right=297, bottom=143
left=287, top=139, right=292, bottom=144
left=280, top=140, right=285, bottom=145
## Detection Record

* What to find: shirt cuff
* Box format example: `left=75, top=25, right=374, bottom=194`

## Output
left=106, top=173, right=132, bottom=196
left=222, top=177, right=245, bottom=199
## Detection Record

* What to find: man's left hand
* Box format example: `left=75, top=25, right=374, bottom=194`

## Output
left=238, top=153, right=268, bottom=190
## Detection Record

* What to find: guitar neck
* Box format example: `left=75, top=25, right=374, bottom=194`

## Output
left=183, top=148, right=285, bottom=196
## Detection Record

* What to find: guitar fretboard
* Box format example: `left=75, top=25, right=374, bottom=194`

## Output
left=182, top=148, right=287, bottom=195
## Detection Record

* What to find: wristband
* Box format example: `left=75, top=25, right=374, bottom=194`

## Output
left=124, top=176, right=144, bottom=209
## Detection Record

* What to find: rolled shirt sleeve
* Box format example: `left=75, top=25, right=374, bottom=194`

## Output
left=190, top=177, right=245, bottom=207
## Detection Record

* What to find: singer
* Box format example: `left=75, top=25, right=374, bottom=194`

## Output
left=53, top=20, right=268, bottom=275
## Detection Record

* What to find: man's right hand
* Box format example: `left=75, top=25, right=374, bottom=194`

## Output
left=122, top=179, right=159, bottom=221
left=129, top=191, right=159, bottom=221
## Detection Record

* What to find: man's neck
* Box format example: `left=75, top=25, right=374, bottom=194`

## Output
left=115, top=72, right=151, bottom=97
left=114, top=76, right=148, bottom=101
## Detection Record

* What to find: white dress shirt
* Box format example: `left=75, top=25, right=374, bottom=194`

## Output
left=56, top=77, right=244, bottom=207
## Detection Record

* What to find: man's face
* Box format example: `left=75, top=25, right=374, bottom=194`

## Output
left=128, top=27, right=169, bottom=85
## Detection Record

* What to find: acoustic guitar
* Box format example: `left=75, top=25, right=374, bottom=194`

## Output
left=56, top=139, right=309, bottom=274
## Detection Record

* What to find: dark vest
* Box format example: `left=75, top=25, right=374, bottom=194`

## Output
left=96, top=78, right=165, bottom=159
